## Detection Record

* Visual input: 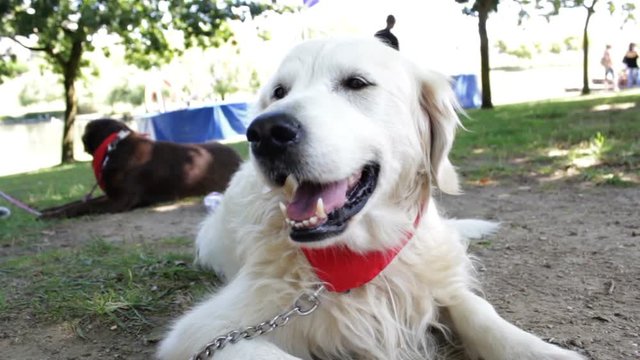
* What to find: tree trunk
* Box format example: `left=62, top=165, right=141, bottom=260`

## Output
left=61, top=75, right=78, bottom=163
left=581, top=3, right=596, bottom=95
left=60, top=40, right=83, bottom=164
left=478, top=7, right=493, bottom=109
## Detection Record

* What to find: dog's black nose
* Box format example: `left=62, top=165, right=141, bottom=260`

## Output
left=246, top=112, right=302, bottom=158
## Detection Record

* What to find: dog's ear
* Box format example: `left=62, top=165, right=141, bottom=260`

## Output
left=416, top=70, right=461, bottom=195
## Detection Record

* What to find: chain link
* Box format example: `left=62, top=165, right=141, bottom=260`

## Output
left=189, top=285, right=325, bottom=360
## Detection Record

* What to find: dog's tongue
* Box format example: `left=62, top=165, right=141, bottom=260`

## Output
left=287, top=180, right=349, bottom=221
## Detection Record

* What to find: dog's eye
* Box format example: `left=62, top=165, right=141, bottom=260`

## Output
left=343, top=76, right=370, bottom=90
left=273, top=85, right=287, bottom=100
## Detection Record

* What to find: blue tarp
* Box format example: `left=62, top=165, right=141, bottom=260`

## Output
left=303, top=0, right=320, bottom=7
left=146, top=102, right=249, bottom=143
left=452, top=74, right=482, bottom=109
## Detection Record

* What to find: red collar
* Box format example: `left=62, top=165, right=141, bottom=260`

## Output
left=301, top=203, right=425, bottom=292
left=91, top=132, right=125, bottom=191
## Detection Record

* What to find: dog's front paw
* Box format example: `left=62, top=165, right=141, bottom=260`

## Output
left=489, top=338, right=586, bottom=360
left=466, top=329, right=586, bottom=360
left=535, top=344, right=585, bottom=360
left=38, top=210, right=61, bottom=220
left=527, top=346, right=585, bottom=360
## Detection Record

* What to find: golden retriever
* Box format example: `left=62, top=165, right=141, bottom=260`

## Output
left=158, top=37, right=584, bottom=360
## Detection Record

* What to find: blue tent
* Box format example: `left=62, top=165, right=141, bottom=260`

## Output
left=142, top=102, right=249, bottom=143
left=451, top=74, right=482, bottom=109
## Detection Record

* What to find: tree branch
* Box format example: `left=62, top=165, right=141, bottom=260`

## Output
left=7, top=35, right=50, bottom=52
left=7, top=35, right=66, bottom=66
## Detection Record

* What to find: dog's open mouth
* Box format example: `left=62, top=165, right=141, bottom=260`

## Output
left=279, top=163, right=380, bottom=243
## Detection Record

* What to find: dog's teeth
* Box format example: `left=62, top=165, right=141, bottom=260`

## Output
left=316, top=198, right=327, bottom=219
left=309, top=216, right=318, bottom=225
left=283, top=174, right=299, bottom=196
left=279, top=202, right=287, bottom=217
left=302, top=220, right=310, bottom=226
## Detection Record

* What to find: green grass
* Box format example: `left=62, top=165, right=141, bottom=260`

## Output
left=227, top=140, right=250, bottom=160
left=0, top=161, right=216, bottom=335
left=0, top=160, right=222, bottom=337
left=1, top=237, right=216, bottom=334
left=452, top=93, right=640, bottom=185
left=0, top=290, right=6, bottom=313
left=0, top=162, right=99, bottom=246
left=0, top=162, right=95, bottom=206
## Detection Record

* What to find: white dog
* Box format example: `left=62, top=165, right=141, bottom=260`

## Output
left=158, top=38, right=584, bottom=360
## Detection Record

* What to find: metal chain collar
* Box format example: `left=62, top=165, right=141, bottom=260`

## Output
left=189, top=285, right=326, bottom=360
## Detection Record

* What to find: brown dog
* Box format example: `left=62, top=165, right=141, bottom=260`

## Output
left=40, top=119, right=242, bottom=218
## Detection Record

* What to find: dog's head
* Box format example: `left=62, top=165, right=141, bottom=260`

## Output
left=248, top=37, right=460, bottom=250
left=82, top=119, right=133, bottom=155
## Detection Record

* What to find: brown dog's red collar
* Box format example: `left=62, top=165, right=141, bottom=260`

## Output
left=91, top=130, right=130, bottom=191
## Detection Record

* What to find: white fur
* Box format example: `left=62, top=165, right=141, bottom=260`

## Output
left=159, top=38, right=584, bottom=360
left=445, top=219, right=500, bottom=241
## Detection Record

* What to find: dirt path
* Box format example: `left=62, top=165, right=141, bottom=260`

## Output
left=2, top=183, right=639, bottom=359
left=442, top=183, right=640, bottom=360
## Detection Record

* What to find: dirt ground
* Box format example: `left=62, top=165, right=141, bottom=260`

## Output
left=1, top=182, right=639, bottom=360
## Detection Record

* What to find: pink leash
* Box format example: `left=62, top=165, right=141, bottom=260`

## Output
left=0, top=190, right=42, bottom=217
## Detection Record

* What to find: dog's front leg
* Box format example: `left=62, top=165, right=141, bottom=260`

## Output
left=446, top=290, right=585, bottom=360
left=39, top=196, right=112, bottom=219
left=194, top=201, right=243, bottom=280
left=158, top=273, right=303, bottom=360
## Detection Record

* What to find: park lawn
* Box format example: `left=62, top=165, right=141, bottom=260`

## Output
left=0, top=142, right=250, bottom=335
left=0, top=92, right=638, bottom=338
left=1, top=236, right=216, bottom=335
left=0, top=162, right=97, bottom=247
left=452, top=93, right=640, bottom=185
left=0, top=162, right=217, bottom=335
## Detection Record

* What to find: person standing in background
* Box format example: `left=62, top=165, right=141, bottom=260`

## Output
left=622, top=42, right=639, bottom=88
left=374, top=15, right=399, bottom=51
left=601, top=45, right=615, bottom=90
